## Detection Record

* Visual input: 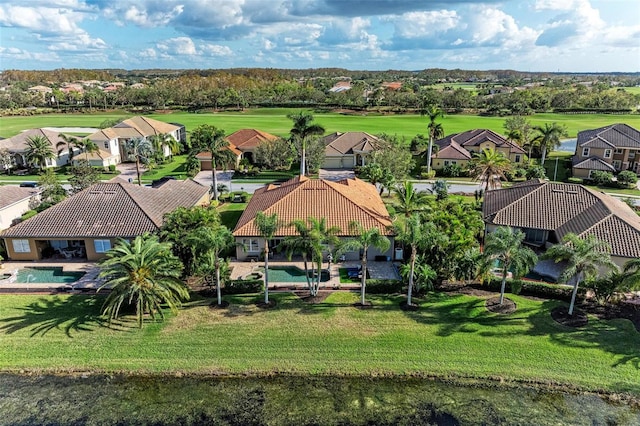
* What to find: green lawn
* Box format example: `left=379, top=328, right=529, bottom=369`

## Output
left=0, top=292, right=637, bottom=396
left=141, top=155, right=189, bottom=180
left=218, top=201, right=247, bottom=229
left=2, top=109, right=640, bottom=141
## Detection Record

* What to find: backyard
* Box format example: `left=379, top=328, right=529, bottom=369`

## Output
left=0, top=291, right=637, bottom=397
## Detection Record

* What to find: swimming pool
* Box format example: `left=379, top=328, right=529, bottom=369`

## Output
left=15, top=267, right=85, bottom=284
left=267, top=266, right=330, bottom=283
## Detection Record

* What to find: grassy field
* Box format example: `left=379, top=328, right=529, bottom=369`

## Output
left=2, top=109, right=640, bottom=141
left=0, top=291, right=637, bottom=396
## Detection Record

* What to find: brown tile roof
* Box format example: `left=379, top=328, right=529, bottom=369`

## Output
left=436, top=129, right=526, bottom=155
left=226, top=129, right=278, bottom=151
left=233, top=176, right=393, bottom=237
left=483, top=180, right=640, bottom=258
left=0, top=186, right=40, bottom=209
left=0, top=180, right=209, bottom=239
left=577, top=123, right=640, bottom=150
left=0, top=128, right=65, bottom=152
left=433, top=140, right=472, bottom=160
left=572, top=157, right=616, bottom=171
left=116, top=116, right=180, bottom=136
left=322, top=132, right=379, bottom=156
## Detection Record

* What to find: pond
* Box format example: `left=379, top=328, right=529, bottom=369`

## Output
left=1, top=374, right=638, bottom=425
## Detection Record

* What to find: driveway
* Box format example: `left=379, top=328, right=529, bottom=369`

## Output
left=318, top=169, right=355, bottom=181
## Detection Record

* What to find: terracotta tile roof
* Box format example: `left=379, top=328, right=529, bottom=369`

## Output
left=577, top=124, right=640, bottom=150
left=116, top=116, right=180, bottom=136
left=0, top=128, right=65, bottom=152
left=436, top=129, right=526, bottom=155
left=233, top=176, right=393, bottom=237
left=0, top=180, right=209, bottom=239
left=80, top=148, right=118, bottom=161
left=572, top=157, right=616, bottom=171
left=195, top=142, right=242, bottom=159
left=226, top=129, right=278, bottom=151
left=322, top=132, right=379, bottom=156
left=0, top=186, right=40, bottom=209
left=433, top=140, right=472, bottom=160
left=483, top=180, right=640, bottom=259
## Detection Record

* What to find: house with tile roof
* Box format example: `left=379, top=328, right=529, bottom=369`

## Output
left=1, top=179, right=209, bottom=261
left=0, top=186, right=41, bottom=231
left=432, top=129, right=526, bottom=171
left=483, top=179, right=640, bottom=268
left=572, top=123, right=640, bottom=179
left=197, top=129, right=278, bottom=170
left=321, top=132, right=380, bottom=169
left=0, top=128, right=71, bottom=170
left=232, top=176, right=394, bottom=261
left=87, top=116, right=184, bottom=164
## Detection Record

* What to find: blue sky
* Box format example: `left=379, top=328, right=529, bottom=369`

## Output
left=0, top=0, right=638, bottom=72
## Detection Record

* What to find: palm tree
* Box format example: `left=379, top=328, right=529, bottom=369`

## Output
left=190, top=124, right=236, bottom=200
left=532, top=122, right=568, bottom=165
left=124, top=137, right=153, bottom=186
left=394, top=215, right=437, bottom=306
left=543, top=233, right=617, bottom=316
left=24, top=135, right=55, bottom=170
left=420, top=104, right=444, bottom=173
left=97, top=234, right=189, bottom=328
left=393, top=181, right=428, bottom=224
left=288, top=111, right=325, bottom=176
left=623, top=258, right=640, bottom=288
left=185, top=224, right=235, bottom=307
left=150, top=133, right=181, bottom=161
left=255, top=211, right=280, bottom=305
left=468, top=148, right=512, bottom=190
left=57, top=135, right=99, bottom=163
left=339, top=221, right=391, bottom=306
left=483, top=227, right=537, bottom=305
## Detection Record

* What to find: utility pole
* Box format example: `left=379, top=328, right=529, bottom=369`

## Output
left=553, top=157, right=559, bottom=181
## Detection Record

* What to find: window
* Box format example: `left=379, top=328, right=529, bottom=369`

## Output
left=242, top=238, right=259, bottom=253
left=630, top=152, right=636, bottom=159
left=613, top=160, right=621, bottom=169
left=104, top=142, right=109, bottom=149
left=615, top=148, right=623, bottom=154
left=522, top=228, right=545, bottom=245
left=444, top=160, right=450, bottom=166
left=582, top=147, right=590, bottom=157
left=94, top=239, right=111, bottom=253
left=604, top=149, right=612, bottom=159
left=12, top=239, right=31, bottom=253
left=514, top=154, right=521, bottom=163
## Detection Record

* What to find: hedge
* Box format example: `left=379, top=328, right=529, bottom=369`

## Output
left=476, top=279, right=586, bottom=302
left=224, top=279, right=263, bottom=295
left=366, top=279, right=403, bottom=294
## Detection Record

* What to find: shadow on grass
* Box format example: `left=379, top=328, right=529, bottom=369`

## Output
left=219, top=210, right=243, bottom=229
left=0, top=295, right=108, bottom=337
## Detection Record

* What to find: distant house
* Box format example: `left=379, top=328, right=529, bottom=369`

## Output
left=0, top=179, right=210, bottom=261
left=0, top=186, right=40, bottom=231
left=321, top=132, right=379, bottom=169
left=329, top=81, right=352, bottom=93
left=0, top=128, right=71, bottom=170
left=572, top=123, right=640, bottom=179
left=483, top=179, right=640, bottom=269
left=232, top=176, right=394, bottom=261
left=381, top=82, right=402, bottom=90
left=87, top=116, right=182, bottom=164
left=196, top=129, right=277, bottom=170
left=432, top=129, right=526, bottom=170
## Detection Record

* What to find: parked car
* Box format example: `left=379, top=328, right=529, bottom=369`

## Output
left=19, top=182, right=38, bottom=188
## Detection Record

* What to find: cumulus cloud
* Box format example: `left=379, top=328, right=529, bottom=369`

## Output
left=0, top=46, right=60, bottom=62
left=156, top=37, right=197, bottom=55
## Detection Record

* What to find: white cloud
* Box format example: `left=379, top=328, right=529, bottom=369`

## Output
left=156, top=37, right=197, bottom=55
left=200, top=43, right=233, bottom=57
left=0, top=46, right=60, bottom=62
left=389, top=10, right=460, bottom=38
left=139, top=48, right=157, bottom=59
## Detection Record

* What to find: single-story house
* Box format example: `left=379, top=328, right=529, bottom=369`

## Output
left=0, top=128, right=71, bottom=170
left=483, top=179, right=640, bottom=269
left=572, top=123, right=640, bottom=178
left=87, top=116, right=182, bottom=163
left=196, top=145, right=242, bottom=170
left=322, top=132, right=379, bottom=169
left=1, top=179, right=210, bottom=261
left=233, top=176, right=394, bottom=261
left=228, top=129, right=279, bottom=164
left=0, top=186, right=41, bottom=230
left=432, top=129, right=526, bottom=170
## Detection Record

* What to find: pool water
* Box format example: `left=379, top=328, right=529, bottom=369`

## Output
left=16, top=267, right=85, bottom=284
left=267, top=266, right=330, bottom=283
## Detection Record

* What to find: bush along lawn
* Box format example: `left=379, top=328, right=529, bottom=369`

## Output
left=0, top=291, right=638, bottom=398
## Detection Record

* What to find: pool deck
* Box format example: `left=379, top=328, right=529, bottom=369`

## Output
left=0, top=261, right=102, bottom=293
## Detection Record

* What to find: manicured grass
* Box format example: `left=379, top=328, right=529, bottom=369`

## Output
left=218, top=201, right=247, bottom=229
left=2, top=109, right=640, bottom=141
left=0, top=292, right=637, bottom=396
left=141, top=155, right=189, bottom=180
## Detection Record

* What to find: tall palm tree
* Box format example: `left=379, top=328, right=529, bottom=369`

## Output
left=483, top=227, right=537, bottom=305
left=125, top=137, right=153, bottom=186
left=393, top=181, right=429, bottom=224
left=288, top=111, right=325, bottom=176
left=185, top=224, right=234, bottom=307
left=394, top=215, right=437, bottom=306
left=468, top=148, right=512, bottom=190
left=255, top=211, right=280, bottom=305
left=150, top=133, right=181, bottom=161
left=532, top=122, right=568, bottom=165
left=340, top=221, right=391, bottom=306
left=57, top=135, right=99, bottom=163
left=25, top=135, right=55, bottom=170
left=97, top=234, right=189, bottom=328
left=420, top=104, right=444, bottom=173
left=190, top=124, right=236, bottom=200
left=543, top=233, right=617, bottom=316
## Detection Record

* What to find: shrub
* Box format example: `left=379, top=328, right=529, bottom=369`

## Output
left=589, top=170, right=613, bottom=186
left=224, top=279, right=262, bottom=295
left=20, top=210, right=37, bottom=221
left=441, top=164, right=462, bottom=178
left=617, top=170, right=638, bottom=189
left=108, top=164, right=116, bottom=172
left=366, top=279, right=403, bottom=294
left=479, top=278, right=586, bottom=302
left=525, top=165, right=547, bottom=180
